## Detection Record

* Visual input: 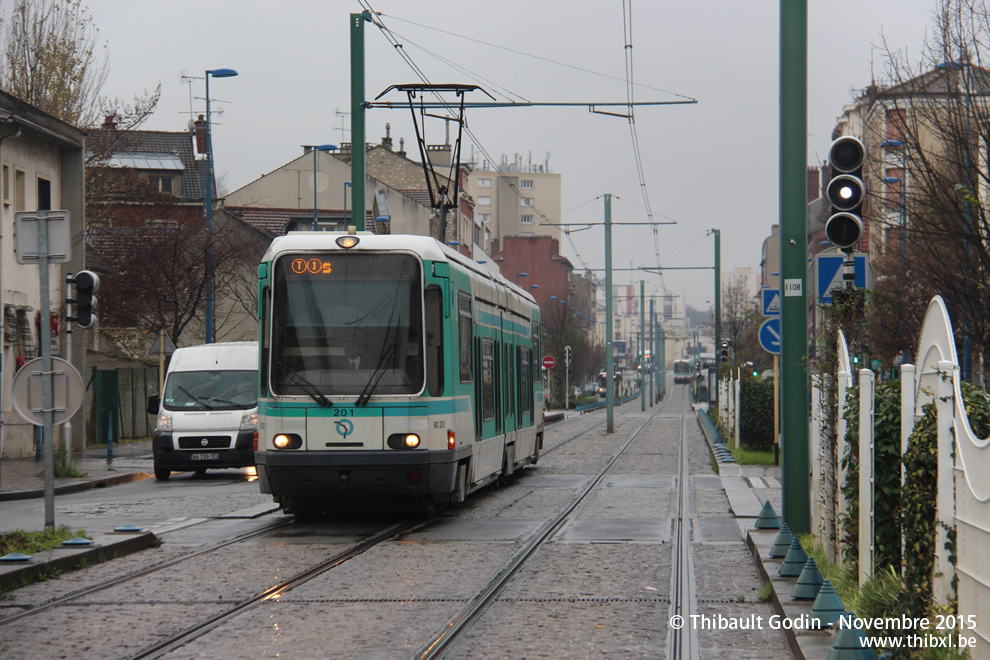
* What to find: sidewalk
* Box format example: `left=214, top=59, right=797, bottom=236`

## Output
left=0, top=439, right=153, bottom=501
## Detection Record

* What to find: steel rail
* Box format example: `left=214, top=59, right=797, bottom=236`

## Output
left=414, top=405, right=664, bottom=659
left=667, top=391, right=700, bottom=659
left=0, top=516, right=294, bottom=626
left=129, top=518, right=424, bottom=659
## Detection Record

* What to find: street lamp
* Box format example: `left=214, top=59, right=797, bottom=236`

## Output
left=517, top=272, right=529, bottom=284
left=204, top=67, right=238, bottom=344
left=305, top=144, right=337, bottom=230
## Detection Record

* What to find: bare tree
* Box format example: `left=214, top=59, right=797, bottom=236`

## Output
left=0, top=0, right=158, bottom=128
left=865, top=0, right=990, bottom=375
left=86, top=167, right=258, bottom=352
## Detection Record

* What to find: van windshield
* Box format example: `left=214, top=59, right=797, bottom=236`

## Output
left=163, top=370, right=257, bottom=411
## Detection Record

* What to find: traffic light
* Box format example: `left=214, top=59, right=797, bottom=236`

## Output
left=720, top=341, right=730, bottom=363
left=825, top=136, right=866, bottom=251
left=73, top=270, right=100, bottom=329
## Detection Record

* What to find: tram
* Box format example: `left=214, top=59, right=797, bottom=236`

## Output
left=672, top=358, right=695, bottom=384
left=253, top=232, right=544, bottom=515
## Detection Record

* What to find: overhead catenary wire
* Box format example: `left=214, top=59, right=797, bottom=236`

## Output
left=360, top=2, right=589, bottom=269
left=359, top=2, right=691, bottom=279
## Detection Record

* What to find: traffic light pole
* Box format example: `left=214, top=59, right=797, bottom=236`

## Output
left=780, top=0, right=810, bottom=534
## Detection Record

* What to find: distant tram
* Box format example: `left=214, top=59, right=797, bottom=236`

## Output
left=254, top=232, right=544, bottom=516
left=672, top=359, right=695, bottom=384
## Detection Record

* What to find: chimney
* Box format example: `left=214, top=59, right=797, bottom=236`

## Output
left=807, top=166, right=820, bottom=202
left=101, top=114, right=117, bottom=130
left=382, top=122, right=393, bottom=151
left=194, top=114, right=208, bottom=155
left=397, top=137, right=406, bottom=158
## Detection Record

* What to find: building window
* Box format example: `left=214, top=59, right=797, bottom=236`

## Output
left=521, top=215, right=534, bottom=224
left=521, top=232, right=534, bottom=237
left=14, top=168, right=25, bottom=212
left=478, top=178, right=491, bottom=188
left=479, top=213, right=491, bottom=224
left=37, top=177, right=51, bottom=210
left=521, top=180, right=533, bottom=189
left=886, top=108, right=906, bottom=142
left=521, top=198, right=533, bottom=207
left=884, top=168, right=903, bottom=209
left=2, top=164, right=9, bottom=205
left=478, top=196, right=491, bottom=205
left=149, top=176, right=173, bottom=194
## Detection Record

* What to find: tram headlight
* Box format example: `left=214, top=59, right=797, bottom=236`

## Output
left=387, top=433, right=421, bottom=449
left=336, top=235, right=360, bottom=249
left=272, top=433, right=302, bottom=450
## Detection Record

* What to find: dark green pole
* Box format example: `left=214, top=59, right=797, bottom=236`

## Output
left=713, top=228, right=721, bottom=410
left=649, top=296, right=655, bottom=407
left=640, top=280, right=646, bottom=411
left=780, top=0, right=809, bottom=534
left=605, top=194, right=614, bottom=433
left=350, top=12, right=367, bottom=231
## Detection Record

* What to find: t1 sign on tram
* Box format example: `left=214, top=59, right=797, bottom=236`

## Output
left=542, top=356, right=556, bottom=369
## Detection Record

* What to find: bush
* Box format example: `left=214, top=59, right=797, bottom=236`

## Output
left=738, top=377, right=774, bottom=451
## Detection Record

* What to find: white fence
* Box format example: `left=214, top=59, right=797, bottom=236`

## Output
left=718, top=295, right=990, bottom=652
left=809, top=296, right=990, bottom=654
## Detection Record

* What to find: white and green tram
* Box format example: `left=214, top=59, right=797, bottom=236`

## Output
left=254, top=232, right=544, bottom=515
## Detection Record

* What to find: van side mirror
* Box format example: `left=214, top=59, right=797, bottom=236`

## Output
left=147, top=396, right=160, bottom=416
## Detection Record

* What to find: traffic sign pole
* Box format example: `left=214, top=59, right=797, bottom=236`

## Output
left=38, top=212, right=56, bottom=530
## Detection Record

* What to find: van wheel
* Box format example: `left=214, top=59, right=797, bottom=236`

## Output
left=154, top=462, right=171, bottom=481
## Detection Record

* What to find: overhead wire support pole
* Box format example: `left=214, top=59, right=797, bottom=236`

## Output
left=350, top=11, right=368, bottom=231
left=713, top=229, right=721, bottom=411
left=605, top=194, right=614, bottom=433
left=780, top=0, right=810, bottom=534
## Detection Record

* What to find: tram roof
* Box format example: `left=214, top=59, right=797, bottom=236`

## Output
left=262, top=232, right=535, bottom=303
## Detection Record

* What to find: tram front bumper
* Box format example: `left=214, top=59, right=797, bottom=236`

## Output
left=254, top=448, right=468, bottom=498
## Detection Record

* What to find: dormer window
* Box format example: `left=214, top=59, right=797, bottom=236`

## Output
left=149, top=176, right=173, bottom=194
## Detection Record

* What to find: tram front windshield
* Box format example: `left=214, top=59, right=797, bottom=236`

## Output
left=271, top=252, right=424, bottom=397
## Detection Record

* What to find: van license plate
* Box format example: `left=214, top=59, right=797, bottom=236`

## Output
left=191, top=453, right=219, bottom=461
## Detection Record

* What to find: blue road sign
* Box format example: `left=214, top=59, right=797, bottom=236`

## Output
left=816, top=254, right=867, bottom=304
left=762, top=288, right=781, bottom=316
left=759, top=318, right=781, bottom=355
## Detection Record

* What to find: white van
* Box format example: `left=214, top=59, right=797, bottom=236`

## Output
left=147, top=342, right=258, bottom=481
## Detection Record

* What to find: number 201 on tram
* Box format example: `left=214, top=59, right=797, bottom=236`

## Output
left=254, top=232, right=545, bottom=515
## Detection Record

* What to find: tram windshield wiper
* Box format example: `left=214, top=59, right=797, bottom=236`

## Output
left=355, top=343, right=397, bottom=407
left=355, top=311, right=401, bottom=407
left=277, top=362, right=333, bottom=407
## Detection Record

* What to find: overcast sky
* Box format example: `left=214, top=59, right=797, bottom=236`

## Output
left=87, top=0, right=939, bottom=310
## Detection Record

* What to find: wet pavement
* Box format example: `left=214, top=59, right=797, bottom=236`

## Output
left=0, top=440, right=153, bottom=502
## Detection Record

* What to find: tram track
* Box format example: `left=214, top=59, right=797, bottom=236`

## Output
left=0, top=516, right=295, bottom=626
left=130, top=518, right=424, bottom=659
left=667, top=388, right=700, bottom=659
left=414, top=400, right=668, bottom=659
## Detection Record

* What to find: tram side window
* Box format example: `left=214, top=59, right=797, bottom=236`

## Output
left=260, top=286, right=270, bottom=397
left=459, top=293, right=473, bottom=383
left=520, top=346, right=532, bottom=422
left=426, top=286, right=444, bottom=397
left=482, top=338, right=495, bottom=421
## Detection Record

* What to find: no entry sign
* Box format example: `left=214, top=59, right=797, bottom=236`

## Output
left=542, top=356, right=556, bottom=369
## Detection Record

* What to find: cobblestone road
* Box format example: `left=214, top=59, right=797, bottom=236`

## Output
left=0, top=385, right=792, bottom=658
